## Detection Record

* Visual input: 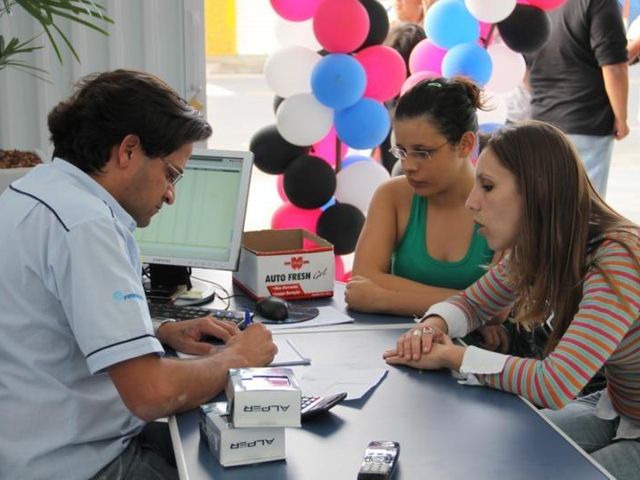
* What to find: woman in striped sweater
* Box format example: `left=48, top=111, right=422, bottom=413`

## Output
left=383, top=121, right=640, bottom=479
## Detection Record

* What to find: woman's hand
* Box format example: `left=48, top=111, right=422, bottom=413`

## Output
left=344, top=275, right=387, bottom=312
left=477, top=324, right=510, bottom=353
left=156, top=316, right=240, bottom=355
left=383, top=336, right=465, bottom=371
left=393, top=317, right=449, bottom=361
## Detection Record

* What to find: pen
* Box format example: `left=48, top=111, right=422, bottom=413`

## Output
left=242, top=309, right=253, bottom=329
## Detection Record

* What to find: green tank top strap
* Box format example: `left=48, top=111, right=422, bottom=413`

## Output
left=391, top=195, right=493, bottom=290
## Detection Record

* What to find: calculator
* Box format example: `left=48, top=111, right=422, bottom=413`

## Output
left=301, top=392, right=348, bottom=420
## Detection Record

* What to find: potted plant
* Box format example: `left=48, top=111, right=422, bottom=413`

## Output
left=0, top=0, right=112, bottom=190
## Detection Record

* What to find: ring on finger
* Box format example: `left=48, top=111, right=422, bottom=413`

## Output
left=422, top=326, right=435, bottom=336
left=412, top=329, right=422, bottom=337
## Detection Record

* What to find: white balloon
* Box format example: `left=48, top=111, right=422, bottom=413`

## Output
left=276, top=93, right=333, bottom=146
left=275, top=17, right=322, bottom=51
left=465, top=0, right=516, bottom=24
left=264, top=45, right=321, bottom=98
left=485, top=44, right=526, bottom=94
left=335, top=161, right=390, bottom=215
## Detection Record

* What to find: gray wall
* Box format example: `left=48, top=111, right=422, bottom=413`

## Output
left=0, top=0, right=206, bottom=160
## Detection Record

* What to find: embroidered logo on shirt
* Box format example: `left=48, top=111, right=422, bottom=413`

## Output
left=112, top=290, right=145, bottom=302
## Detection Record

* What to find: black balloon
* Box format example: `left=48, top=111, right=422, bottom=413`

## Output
left=358, top=0, right=390, bottom=51
left=284, top=155, right=337, bottom=209
left=249, top=124, right=308, bottom=175
left=316, top=203, right=365, bottom=255
left=498, top=5, right=551, bottom=54
left=273, top=94, right=284, bottom=115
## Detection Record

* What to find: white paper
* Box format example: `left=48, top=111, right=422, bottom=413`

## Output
left=264, top=305, right=355, bottom=331
left=297, top=365, right=388, bottom=401
left=176, top=338, right=310, bottom=367
left=270, top=339, right=311, bottom=367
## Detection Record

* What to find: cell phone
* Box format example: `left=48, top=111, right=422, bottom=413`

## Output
left=300, top=391, right=347, bottom=420
left=357, top=440, right=400, bottom=480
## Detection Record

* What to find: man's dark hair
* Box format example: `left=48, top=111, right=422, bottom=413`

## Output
left=48, top=69, right=212, bottom=174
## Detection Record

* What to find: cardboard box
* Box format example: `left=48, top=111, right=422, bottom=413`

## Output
left=226, top=367, right=301, bottom=428
left=199, top=402, right=286, bottom=467
left=232, top=229, right=334, bottom=300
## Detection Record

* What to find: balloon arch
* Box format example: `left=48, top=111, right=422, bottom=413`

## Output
left=251, top=0, right=564, bottom=281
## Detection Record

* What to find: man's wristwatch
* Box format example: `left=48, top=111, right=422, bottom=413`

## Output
left=152, top=318, right=176, bottom=335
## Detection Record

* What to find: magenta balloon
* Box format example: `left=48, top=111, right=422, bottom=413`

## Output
left=271, top=202, right=322, bottom=232
left=334, top=255, right=345, bottom=281
left=276, top=174, right=288, bottom=202
left=313, top=0, right=370, bottom=53
left=408, top=39, right=447, bottom=75
left=270, top=0, right=324, bottom=21
left=525, top=0, right=565, bottom=10
left=310, top=127, right=347, bottom=167
left=355, top=45, right=406, bottom=102
left=400, top=70, right=439, bottom=95
left=479, top=22, right=494, bottom=45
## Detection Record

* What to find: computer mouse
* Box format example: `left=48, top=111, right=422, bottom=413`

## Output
left=255, top=296, right=289, bottom=321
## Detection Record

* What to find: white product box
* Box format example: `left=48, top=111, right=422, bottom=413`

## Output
left=232, top=229, right=334, bottom=300
left=199, top=402, right=286, bottom=467
left=226, top=367, right=302, bottom=428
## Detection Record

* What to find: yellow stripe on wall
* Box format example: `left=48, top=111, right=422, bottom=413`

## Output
left=205, top=0, right=236, bottom=56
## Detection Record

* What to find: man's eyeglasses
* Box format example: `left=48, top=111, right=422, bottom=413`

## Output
left=162, top=158, right=184, bottom=186
left=388, top=141, right=449, bottom=162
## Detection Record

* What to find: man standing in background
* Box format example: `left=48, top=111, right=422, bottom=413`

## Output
left=528, top=0, right=628, bottom=197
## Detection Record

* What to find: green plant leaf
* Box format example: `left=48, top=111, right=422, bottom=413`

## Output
left=51, top=22, right=78, bottom=62
left=8, top=0, right=113, bottom=65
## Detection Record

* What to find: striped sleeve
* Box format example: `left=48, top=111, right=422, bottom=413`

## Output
left=446, top=260, right=517, bottom=334
left=479, top=239, right=640, bottom=409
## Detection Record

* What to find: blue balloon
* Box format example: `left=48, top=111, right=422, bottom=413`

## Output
left=341, top=155, right=372, bottom=169
left=311, top=54, right=366, bottom=110
left=321, top=197, right=336, bottom=211
left=480, top=122, right=503, bottom=134
left=424, top=0, right=479, bottom=49
left=335, top=98, right=390, bottom=150
left=442, top=42, right=492, bottom=86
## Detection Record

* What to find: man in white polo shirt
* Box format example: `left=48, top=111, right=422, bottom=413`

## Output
left=0, top=70, right=277, bottom=480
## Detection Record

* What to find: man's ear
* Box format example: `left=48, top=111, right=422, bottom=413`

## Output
left=116, top=134, right=142, bottom=167
left=458, top=131, right=476, bottom=158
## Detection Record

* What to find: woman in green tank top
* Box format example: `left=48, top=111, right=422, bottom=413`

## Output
left=345, top=77, right=507, bottom=352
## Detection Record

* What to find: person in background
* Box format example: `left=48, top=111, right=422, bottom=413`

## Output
left=527, top=0, right=629, bottom=197
left=385, top=121, right=640, bottom=480
left=504, top=68, right=532, bottom=125
left=388, top=0, right=437, bottom=28
left=0, top=69, right=277, bottom=480
left=380, top=22, right=427, bottom=173
left=346, top=77, right=509, bottom=353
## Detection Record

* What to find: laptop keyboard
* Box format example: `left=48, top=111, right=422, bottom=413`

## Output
left=147, top=302, right=249, bottom=327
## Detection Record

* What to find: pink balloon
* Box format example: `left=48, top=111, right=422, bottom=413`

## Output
left=341, top=270, right=353, bottom=282
left=276, top=174, right=288, bottom=202
left=334, top=255, right=345, bottom=281
left=355, top=45, right=406, bottom=102
left=313, top=0, right=370, bottom=53
left=525, top=0, right=565, bottom=9
left=270, top=0, right=324, bottom=21
left=479, top=22, right=495, bottom=46
left=400, top=70, right=439, bottom=95
left=408, top=39, right=447, bottom=75
left=309, top=126, right=348, bottom=167
left=271, top=202, right=322, bottom=233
